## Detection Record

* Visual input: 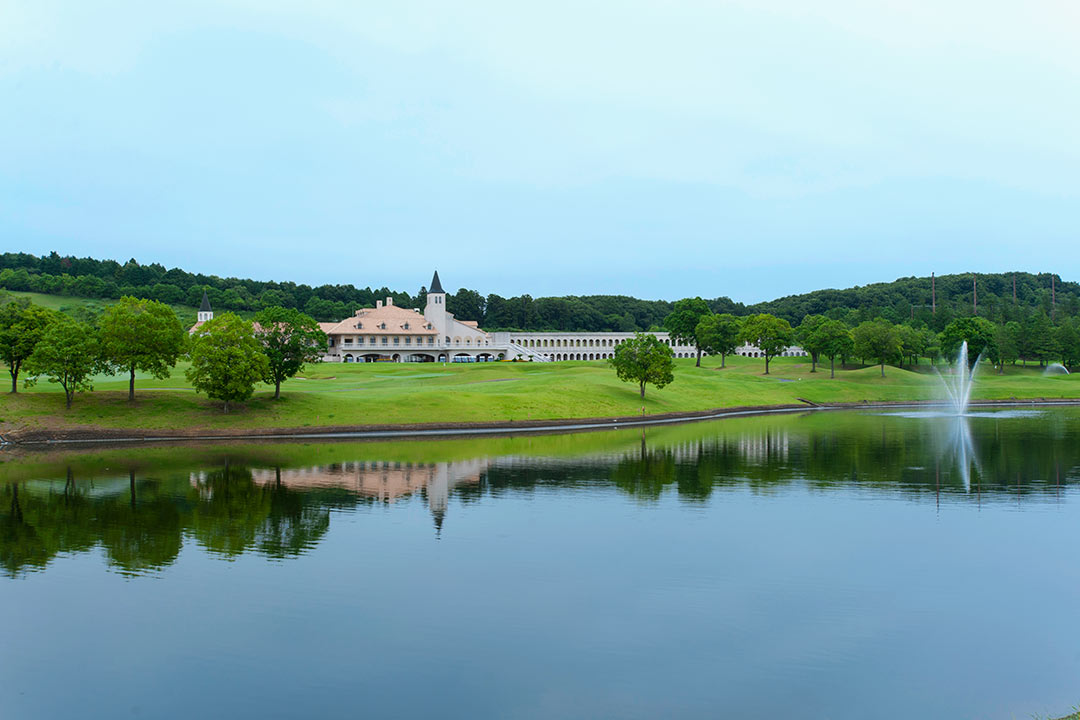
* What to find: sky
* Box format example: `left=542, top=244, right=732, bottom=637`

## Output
left=2, top=1, right=1078, bottom=303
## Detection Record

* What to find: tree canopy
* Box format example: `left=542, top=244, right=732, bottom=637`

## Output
left=810, top=320, right=853, bottom=379
left=663, top=297, right=713, bottom=367
left=186, top=313, right=269, bottom=412
left=24, top=315, right=102, bottom=408
left=608, top=333, right=675, bottom=399
left=0, top=299, right=55, bottom=393
left=695, top=313, right=742, bottom=367
left=852, top=319, right=901, bottom=377
left=738, top=314, right=794, bottom=375
left=254, top=306, right=327, bottom=399
left=99, top=296, right=187, bottom=400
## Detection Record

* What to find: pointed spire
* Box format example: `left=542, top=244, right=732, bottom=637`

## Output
left=199, top=290, right=212, bottom=312
left=429, top=270, right=444, bottom=294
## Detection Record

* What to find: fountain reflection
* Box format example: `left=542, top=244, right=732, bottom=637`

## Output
left=3, top=407, right=1079, bottom=577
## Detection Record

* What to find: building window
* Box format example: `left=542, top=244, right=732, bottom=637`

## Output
left=405, top=337, right=412, bottom=345
left=394, top=337, right=400, bottom=345
left=381, top=337, right=388, bottom=345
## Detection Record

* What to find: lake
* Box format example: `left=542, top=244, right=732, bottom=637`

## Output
left=3, top=408, right=1079, bottom=719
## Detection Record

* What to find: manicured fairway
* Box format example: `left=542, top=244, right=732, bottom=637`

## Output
left=2, top=354, right=1077, bottom=436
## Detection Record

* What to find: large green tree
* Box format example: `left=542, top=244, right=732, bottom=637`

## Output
left=1055, top=320, right=1080, bottom=371
left=0, top=300, right=54, bottom=393
left=254, top=306, right=327, bottom=399
left=852, top=319, right=901, bottom=377
left=186, top=314, right=269, bottom=413
left=995, top=321, right=1021, bottom=373
left=99, top=296, right=186, bottom=401
left=663, top=297, right=713, bottom=367
left=796, top=314, right=828, bottom=372
left=23, top=316, right=102, bottom=408
left=939, top=317, right=999, bottom=368
left=695, top=313, right=742, bottom=368
left=812, top=320, right=853, bottom=379
left=738, top=313, right=794, bottom=375
left=608, top=332, right=675, bottom=399
left=1022, top=313, right=1057, bottom=366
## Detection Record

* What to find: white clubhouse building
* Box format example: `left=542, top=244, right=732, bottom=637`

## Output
left=314, top=272, right=806, bottom=363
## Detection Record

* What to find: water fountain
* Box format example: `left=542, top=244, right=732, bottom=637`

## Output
left=1045, top=363, right=1071, bottom=375
left=938, top=341, right=978, bottom=415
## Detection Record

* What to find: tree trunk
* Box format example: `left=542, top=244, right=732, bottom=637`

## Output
left=223, top=399, right=230, bottom=413
left=811, top=354, right=817, bottom=373
left=274, top=379, right=281, bottom=399
left=764, top=356, right=770, bottom=375
left=830, top=356, right=835, bottom=379
left=639, top=381, right=646, bottom=399
left=129, top=365, right=136, bottom=401
left=880, top=362, right=885, bottom=378
left=9, top=366, right=17, bottom=393
left=721, top=353, right=726, bottom=368
left=695, top=348, right=701, bottom=367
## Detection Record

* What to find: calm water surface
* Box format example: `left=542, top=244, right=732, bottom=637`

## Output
left=3, top=409, right=1080, bottom=720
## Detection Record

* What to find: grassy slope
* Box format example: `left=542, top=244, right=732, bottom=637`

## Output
left=2, top=354, right=1077, bottom=435
left=0, top=290, right=255, bottom=327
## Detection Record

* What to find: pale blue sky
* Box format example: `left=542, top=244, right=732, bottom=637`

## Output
left=2, top=1, right=1078, bottom=302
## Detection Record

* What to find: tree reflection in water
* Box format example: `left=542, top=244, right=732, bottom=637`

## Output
left=2, top=409, right=1079, bottom=577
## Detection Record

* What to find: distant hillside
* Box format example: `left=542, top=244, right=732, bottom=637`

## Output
left=746, top=272, right=1078, bottom=330
left=0, top=252, right=1074, bottom=331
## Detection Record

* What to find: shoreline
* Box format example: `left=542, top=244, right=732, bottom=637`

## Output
left=4, top=397, right=1079, bottom=448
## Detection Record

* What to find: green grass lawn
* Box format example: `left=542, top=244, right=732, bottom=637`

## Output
left=2, top=353, right=1077, bottom=436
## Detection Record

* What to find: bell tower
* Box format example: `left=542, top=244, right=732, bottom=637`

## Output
left=424, top=271, right=448, bottom=339
left=197, top=290, right=214, bottom=323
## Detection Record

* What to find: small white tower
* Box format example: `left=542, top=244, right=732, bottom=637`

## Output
left=197, top=290, right=214, bottom=323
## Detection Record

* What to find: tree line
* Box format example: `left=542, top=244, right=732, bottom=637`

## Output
left=2, top=253, right=1075, bottom=333
left=661, top=298, right=1080, bottom=377
left=0, top=297, right=327, bottom=410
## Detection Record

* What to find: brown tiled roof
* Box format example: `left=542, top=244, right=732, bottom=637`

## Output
left=322, top=303, right=437, bottom=336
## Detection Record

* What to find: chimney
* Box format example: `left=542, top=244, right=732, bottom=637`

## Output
left=376, top=300, right=382, bottom=309
left=386, top=297, right=393, bottom=306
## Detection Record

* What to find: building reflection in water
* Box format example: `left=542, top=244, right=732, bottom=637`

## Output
left=238, top=458, right=490, bottom=533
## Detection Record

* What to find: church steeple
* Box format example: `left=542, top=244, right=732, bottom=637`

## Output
left=429, top=270, right=444, bottom=294
left=197, top=290, right=213, bottom=322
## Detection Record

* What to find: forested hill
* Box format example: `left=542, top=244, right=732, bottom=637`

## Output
left=748, top=272, right=1079, bottom=331
left=0, top=252, right=1073, bottom=332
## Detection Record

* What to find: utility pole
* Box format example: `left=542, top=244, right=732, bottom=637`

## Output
left=973, top=273, right=977, bottom=316
left=1052, top=274, right=1056, bottom=322
left=931, top=272, right=936, bottom=315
